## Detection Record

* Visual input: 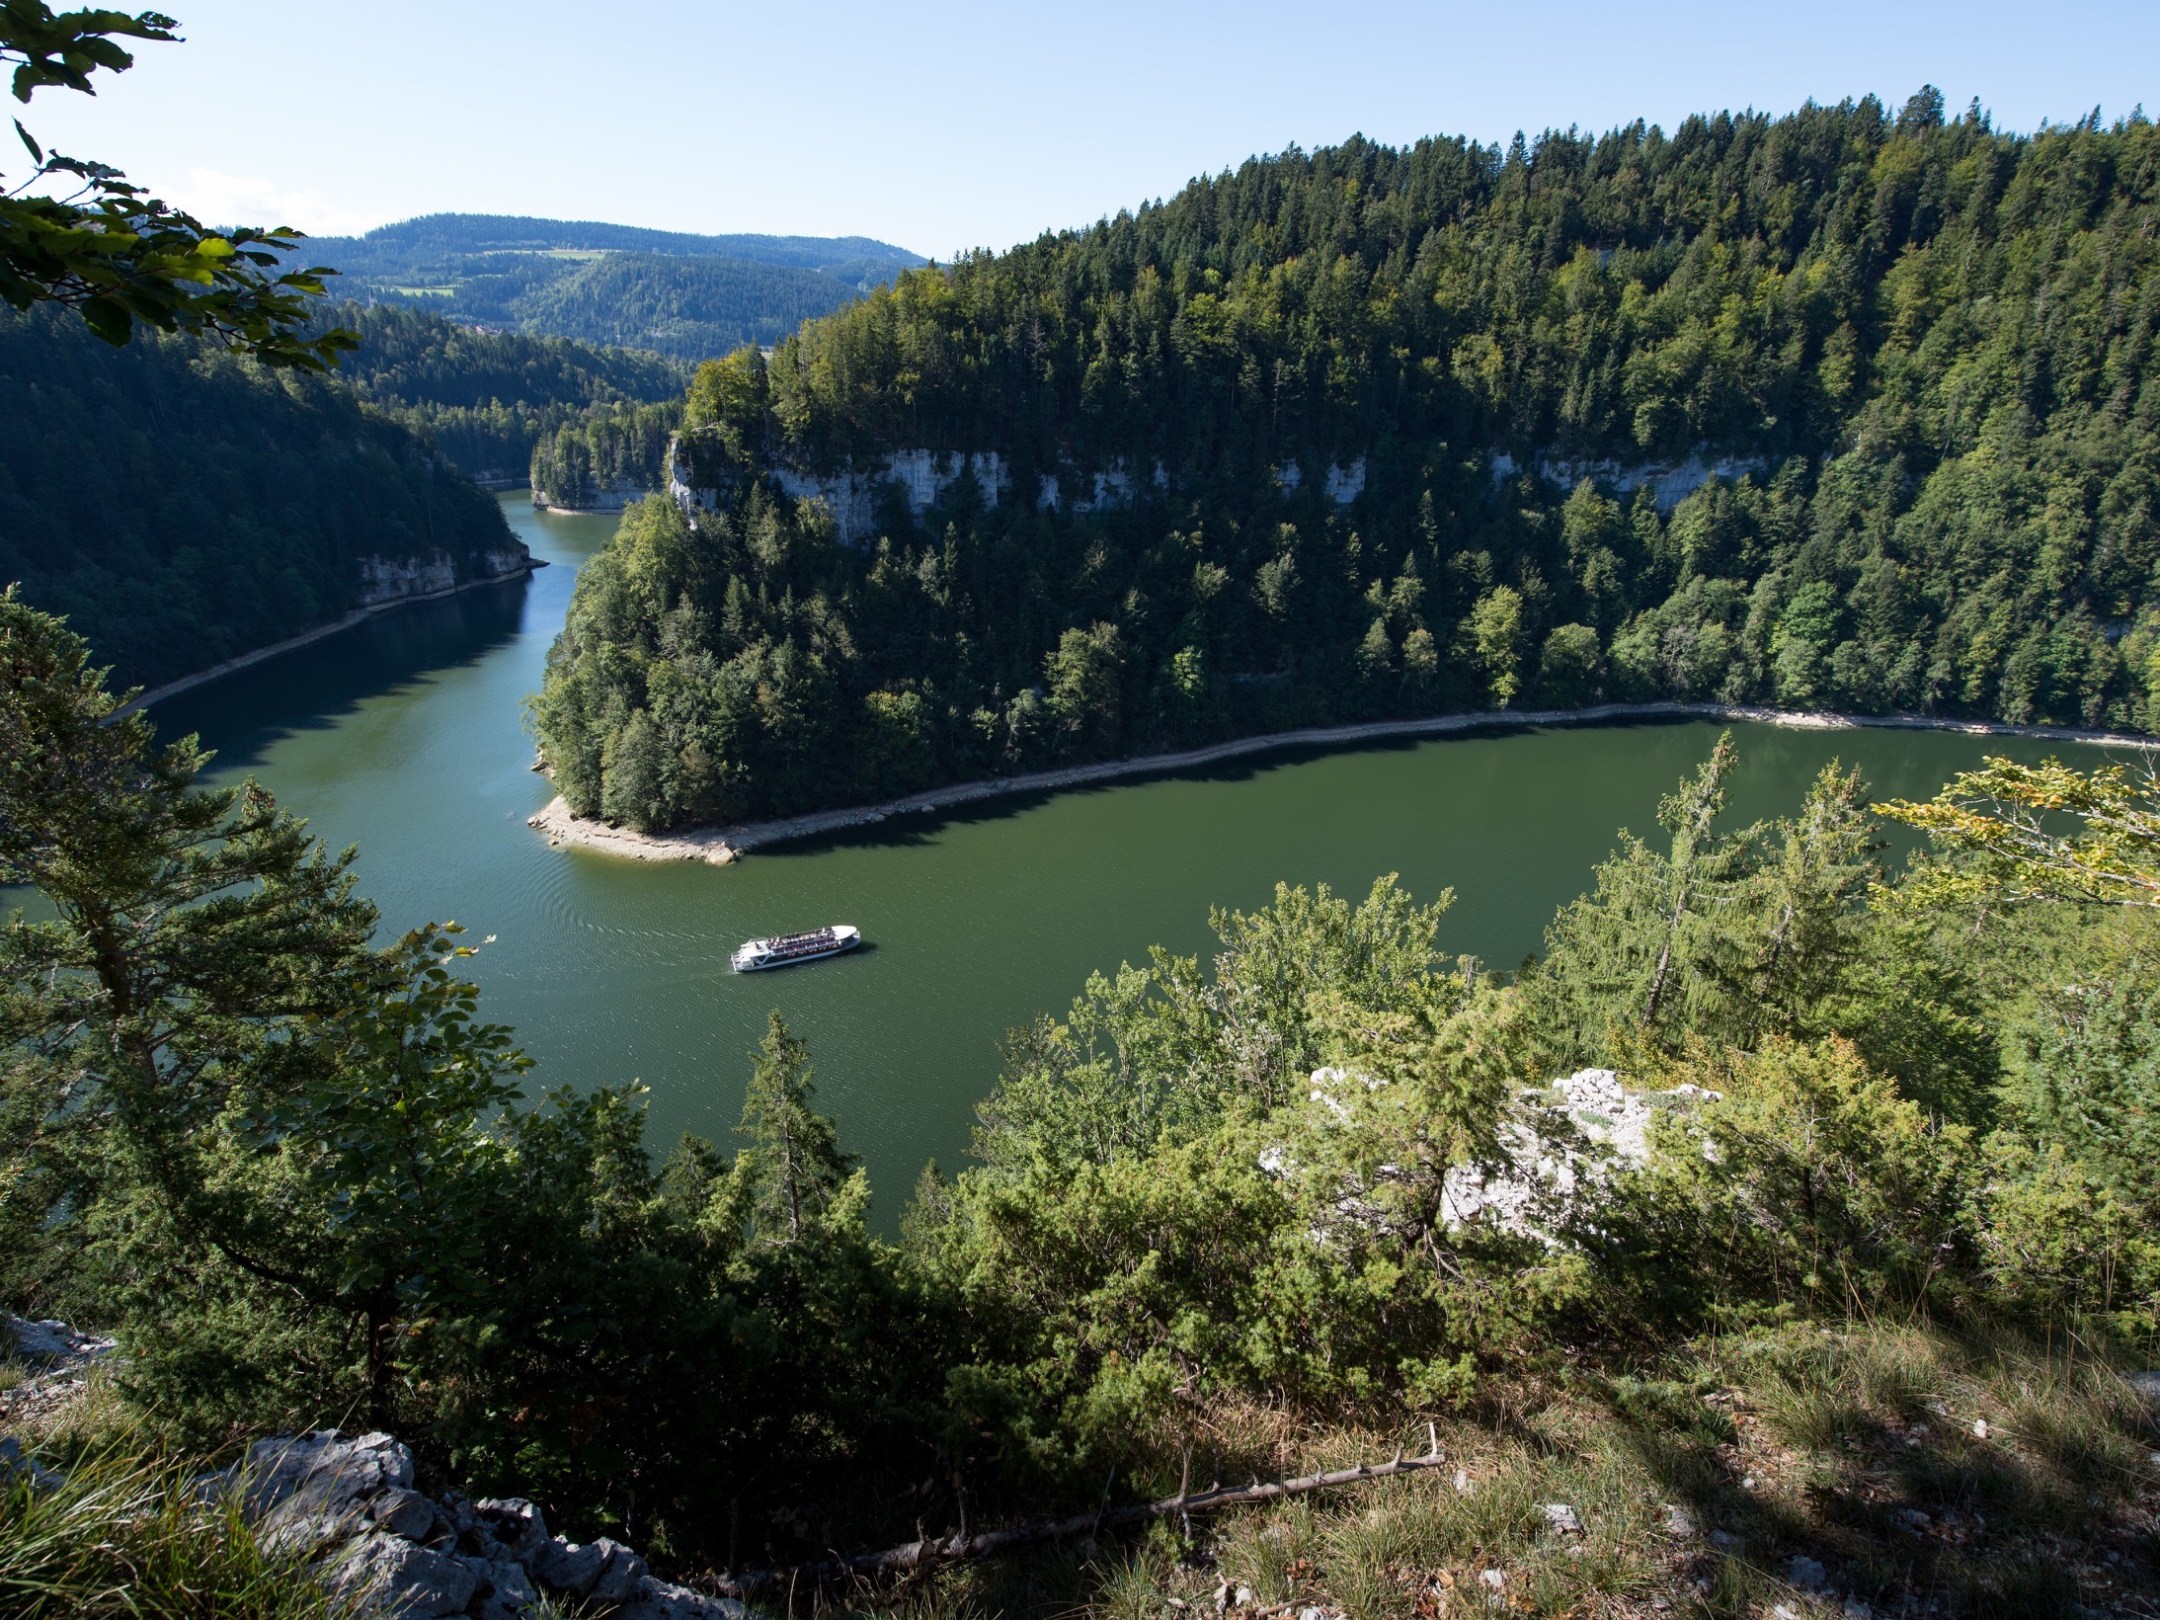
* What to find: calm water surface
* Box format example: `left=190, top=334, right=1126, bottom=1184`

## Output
left=150, top=495, right=2121, bottom=1221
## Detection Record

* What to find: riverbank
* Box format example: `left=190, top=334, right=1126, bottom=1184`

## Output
left=121, top=558, right=548, bottom=714
left=526, top=699, right=2160, bottom=866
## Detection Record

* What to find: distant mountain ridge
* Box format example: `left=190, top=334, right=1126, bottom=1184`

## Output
left=303, top=214, right=926, bottom=360
left=311, top=213, right=922, bottom=279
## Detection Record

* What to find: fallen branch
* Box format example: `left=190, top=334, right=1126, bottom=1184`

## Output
left=711, top=1446, right=1448, bottom=1598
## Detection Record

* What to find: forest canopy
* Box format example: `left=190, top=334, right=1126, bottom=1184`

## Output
left=0, top=305, right=519, bottom=690
left=539, top=96, right=2160, bottom=832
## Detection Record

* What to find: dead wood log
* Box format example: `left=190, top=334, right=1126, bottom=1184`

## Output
left=711, top=1446, right=1447, bottom=1598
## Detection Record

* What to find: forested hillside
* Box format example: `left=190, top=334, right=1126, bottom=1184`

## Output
left=538, top=94, right=2160, bottom=832
left=0, top=306, right=523, bottom=690
left=307, top=214, right=925, bottom=359
left=322, top=302, right=688, bottom=492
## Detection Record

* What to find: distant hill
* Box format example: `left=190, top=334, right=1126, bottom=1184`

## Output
left=304, top=214, right=925, bottom=360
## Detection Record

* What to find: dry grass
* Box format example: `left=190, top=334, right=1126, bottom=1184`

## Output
left=814, top=1321, right=2159, bottom=1620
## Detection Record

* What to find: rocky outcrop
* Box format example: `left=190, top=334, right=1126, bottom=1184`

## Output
left=1276, top=1067, right=1719, bottom=1241
left=768, top=449, right=1009, bottom=543
left=2, top=1313, right=117, bottom=1426
left=3, top=1316, right=736, bottom=1620
left=1490, top=449, right=1773, bottom=512
left=1035, top=460, right=1171, bottom=515
left=668, top=427, right=1388, bottom=544
left=356, top=545, right=535, bottom=609
left=532, top=479, right=650, bottom=513
left=191, top=1429, right=744, bottom=1620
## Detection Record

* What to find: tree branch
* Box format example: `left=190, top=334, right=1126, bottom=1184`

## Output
left=711, top=1445, right=1449, bottom=1598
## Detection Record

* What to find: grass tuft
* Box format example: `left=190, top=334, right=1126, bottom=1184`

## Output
left=0, top=1443, right=355, bottom=1619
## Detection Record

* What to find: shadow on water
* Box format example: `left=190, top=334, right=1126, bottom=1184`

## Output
left=148, top=575, right=534, bottom=773
left=757, top=716, right=1693, bottom=860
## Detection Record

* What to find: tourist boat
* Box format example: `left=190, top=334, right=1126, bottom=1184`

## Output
left=729, top=924, right=862, bottom=973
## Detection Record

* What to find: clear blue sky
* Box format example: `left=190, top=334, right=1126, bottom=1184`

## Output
left=23, top=0, right=2159, bottom=258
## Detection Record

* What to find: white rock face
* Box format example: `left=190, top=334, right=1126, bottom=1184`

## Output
left=354, top=548, right=529, bottom=608
left=1276, top=1067, right=1717, bottom=1242
left=1270, top=458, right=1365, bottom=505
left=329, top=1536, right=480, bottom=1619
left=357, top=553, right=459, bottom=606
left=767, top=449, right=1010, bottom=543
left=1322, top=458, right=1367, bottom=504
left=533, top=479, right=646, bottom=512
left=1491, top=449, right=1772, bottom=513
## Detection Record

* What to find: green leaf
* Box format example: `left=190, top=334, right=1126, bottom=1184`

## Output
left=78, top=293, right=131, bottom=345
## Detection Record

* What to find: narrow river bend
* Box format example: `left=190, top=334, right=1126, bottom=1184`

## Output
left=149, top=496, right=2120, bottom=1222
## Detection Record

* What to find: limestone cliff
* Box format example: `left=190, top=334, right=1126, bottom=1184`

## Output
left=668, top=437, right=1371, bottom=543
left=530, top=478, right=651, bottom=514
left=355, top=544, right=536, bottom=610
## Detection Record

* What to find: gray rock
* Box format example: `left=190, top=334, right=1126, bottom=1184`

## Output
left=0, top=1434, right=63, bottom=1491
left=239, top=1430, right=415, bottom=1524
left=1541, top=1502, right=1583, bottom=1535
left=1786, top=1554, right=1829, bottom=1592
left=617, top=1578, right=748, bottom=1620
left=3, top=1316, right=116, bottom=1366
left=530, top=1536, right=609, bottom=1597
left=473, top=1557, right=539, bottom=1619
left=2124, top=1371, right=2160, bottom=1406
left=328, top=1533, right=481, bottom=1619
left=369, top=1487, right=438, bottom=1542
left=471, top=1496, right=548, bottom=1560
left=590, top=1538, right=650, bottom=1604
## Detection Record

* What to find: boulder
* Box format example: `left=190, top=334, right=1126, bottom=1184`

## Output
left=223, top=1430, right=418, bottom=1555
left=469, top=1496, right=548, bottom=1561
left=618, top=1579, right=749, bottom=1620
left=589, top=1538, right=650, bottom=1604
left=473, top=1557, right=539, bottom=1620
left=235, top=1429, right=415, bottom=1520
left=369, top=1487, right=440, bottom=1542
left=529, top=1536, right=610, bottom=1597
left=0, top=1434, right=63, bottom=1491
left=328, top=1534, right=481, bottom=1619
left=3, top=1316, right=116, bottom=1365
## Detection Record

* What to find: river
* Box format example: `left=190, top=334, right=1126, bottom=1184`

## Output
left=147, top=494, right=2122, bottom=1222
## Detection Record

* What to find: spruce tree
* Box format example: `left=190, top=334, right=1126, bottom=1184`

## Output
left=735, top=1011, right=855, bottom=1243
left=1525, top=734, right=1763, bottom=1061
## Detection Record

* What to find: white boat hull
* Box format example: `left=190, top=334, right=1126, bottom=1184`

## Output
left=730, top=924, right=861, bottom=972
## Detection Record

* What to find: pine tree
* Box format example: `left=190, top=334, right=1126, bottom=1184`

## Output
left=735, top=1011, right=856, bottom=1243
left=1735, top=762, right=1882, bottom=1040
left=1525, top=734, right=1764, bottom=1061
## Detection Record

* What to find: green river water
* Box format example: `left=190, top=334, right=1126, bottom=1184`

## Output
left=147, top=495, right=2122, bottom=1223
